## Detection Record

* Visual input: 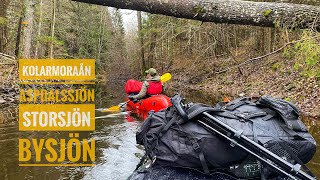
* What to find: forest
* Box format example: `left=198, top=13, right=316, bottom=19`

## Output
left=0, top=0, right=319, bottom=179
left=1, top=0, right=319, bottom=117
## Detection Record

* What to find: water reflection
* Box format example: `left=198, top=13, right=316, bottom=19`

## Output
left=305, top=117, right=320, bottom=178
left=83, top=121, right=143, bottom=180
left=0, top=82, right=145, bottom=180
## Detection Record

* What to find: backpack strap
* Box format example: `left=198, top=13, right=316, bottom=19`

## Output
left=184, top=103, right=221, bottom=122
left=137, top=108, right=213, bottom=174
left=233, top=111, right=268, bottom=120
left=257, top=96, right=307, bottom=132
left=225, top=97, right=254, bottom=111
left=260, top=108, right=277, bottom=121
left=214, top=111, right=238, bottom=119
left=215, top=110, right=269, bottom=122
left=136, top=109, right=179, bottom=170
left=228, top=111, right=267, bottom=143
left=251, top=121, right=259, bottom=143
left=177, top=125, right=211, bottom=174
left=189, top=136, right=210, bottom=174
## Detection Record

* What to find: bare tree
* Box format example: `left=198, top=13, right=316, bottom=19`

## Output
left=0, top=0, right=9, bottom=53
left=22, top=0, right=34, bottom=58
left=50, top=0, right=56, bottom=59
left=34, top=0, right=43, bottom=58
left=137, top=11, right=146, bottom=73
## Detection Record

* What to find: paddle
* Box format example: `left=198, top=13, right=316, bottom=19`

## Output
left=160, top=73, right=172, bottom=83
left=95, top=106, right=120, bottom=112
left=95, top=101, right=129, bottom=112
left=95, top=112, right=129, bottom=119
left=96, top=73, right=172, bottom=112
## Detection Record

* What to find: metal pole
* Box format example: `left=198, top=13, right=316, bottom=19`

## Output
left=202, top=112, right=315, bottom=180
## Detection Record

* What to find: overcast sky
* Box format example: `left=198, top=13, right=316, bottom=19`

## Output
left=121, top=9, right=138, bottom=33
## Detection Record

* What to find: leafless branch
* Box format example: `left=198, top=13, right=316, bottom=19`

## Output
left=216, top=35, right=320, bottom=74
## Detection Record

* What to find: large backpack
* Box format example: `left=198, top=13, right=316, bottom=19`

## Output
left=136, top=96, right=316, bottom=179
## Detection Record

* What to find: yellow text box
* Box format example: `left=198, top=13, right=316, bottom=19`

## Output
left=19, top=104, right=95, bottom=131
left=19, top=59, right=95, bottom=81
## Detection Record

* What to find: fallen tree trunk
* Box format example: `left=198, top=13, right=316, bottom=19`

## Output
left=72, top=0, right=320, bottom=31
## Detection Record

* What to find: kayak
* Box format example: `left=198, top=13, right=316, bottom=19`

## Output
left=126, top=95, right=172, bottom=120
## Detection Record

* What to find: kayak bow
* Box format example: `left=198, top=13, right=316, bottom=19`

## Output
left=126, top=95, right=172, bottom=120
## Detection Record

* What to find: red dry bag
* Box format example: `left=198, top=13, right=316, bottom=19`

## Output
left=125, top=79, right=143, bottom=94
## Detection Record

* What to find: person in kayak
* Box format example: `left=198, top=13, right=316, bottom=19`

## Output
left=128, top=68, right=163, bottom=100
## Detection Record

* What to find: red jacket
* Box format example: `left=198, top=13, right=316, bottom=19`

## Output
left=147, top=81, right=162, bottom=95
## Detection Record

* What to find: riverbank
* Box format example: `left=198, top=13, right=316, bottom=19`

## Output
left=166, top=53, right=319, bottom=118
left=0, top=52, right=319, bottom=119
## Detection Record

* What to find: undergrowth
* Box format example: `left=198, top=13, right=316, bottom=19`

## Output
left=285, top=30, right=320, bottom=79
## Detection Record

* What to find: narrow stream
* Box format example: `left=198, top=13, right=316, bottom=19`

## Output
left=0, top=82, right=319, bottom=179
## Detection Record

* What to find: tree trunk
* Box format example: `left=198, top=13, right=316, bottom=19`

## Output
left=148, top=31, right=157, bottom=67
left=97, top=8, right=104, bottom=65
left=0, top=0, right=9, bottom=53
left=72, top=0, right=320, bottom=31
left=137, top=11, right=146, bottom=73
left=50, top=0, right=56, bottom=59
left=15, top=17, right=23, bottom=57
left=22, top=0, right=34, bottom=58
left=34, top=0, right=43, bottom=58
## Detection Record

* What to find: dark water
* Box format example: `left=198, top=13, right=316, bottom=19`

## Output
left=0, top=82, right=144, bottom=180
left=305, top=117, right=320, bottom=178
left=0, top=83, right=319, bottom=179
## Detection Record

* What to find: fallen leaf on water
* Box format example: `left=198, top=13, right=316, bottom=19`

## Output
left=0, top=99, right=6, bottom=104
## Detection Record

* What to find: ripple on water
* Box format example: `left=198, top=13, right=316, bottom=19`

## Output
left=83, top=121, right=144, bottom=180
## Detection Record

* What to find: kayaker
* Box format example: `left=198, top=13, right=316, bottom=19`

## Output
left=128, top=68, right=163, bottom=100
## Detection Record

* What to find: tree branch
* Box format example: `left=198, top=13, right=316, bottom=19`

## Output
left=216, top=35, right=320, bottom=74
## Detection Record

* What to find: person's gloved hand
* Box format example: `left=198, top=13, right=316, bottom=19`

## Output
left=128, top=95, right=135, bottom=101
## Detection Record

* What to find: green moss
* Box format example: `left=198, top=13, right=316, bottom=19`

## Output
left=263, top=9, right=273, bottom=17
left=282, top=50, right=290, bottom=58
left=293, top=63, right=300, bottom=71
left=0, top=17, right=8, bottom=25
left=245, top=84, right=252, bottom=91
left=271, top=62, right=281, bottom=71
left=194, top=6, right=204, bottom=16
left=316, top=71, right=320, bottom=80
left=305, top=56, right=318, bottom=66
left=286, top=83, right=295, bottom=91
left=223, top=80, right=233, bottom=85
left=284, top=97, right=291, bottom=102
left=252, top=82, right=261, bottom=87
left=291, top=30, right=320, bottom=78
left=282, top=47, right=294, bottom=58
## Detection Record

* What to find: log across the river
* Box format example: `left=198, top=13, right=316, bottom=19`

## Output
left=72, top=0, right=320, bottom=30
